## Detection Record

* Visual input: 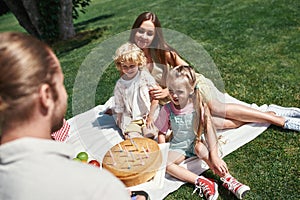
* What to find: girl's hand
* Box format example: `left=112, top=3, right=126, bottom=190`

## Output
left=149, top=85, right=169, bottom=100
left=158, top=132, right=166, bottom=144
left=209, top=155, right=228, bottom=177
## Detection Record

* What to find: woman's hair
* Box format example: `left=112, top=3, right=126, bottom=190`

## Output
left=113, top=42, right=146, bottom=71
left=0, top=32, right=59, bottom=129
left=167, top=65, right=207, bottom=139
left=129, top=12, right=177, bottom=66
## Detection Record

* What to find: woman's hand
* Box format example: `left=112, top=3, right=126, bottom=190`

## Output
left=149, top=85, right=169, bottom=100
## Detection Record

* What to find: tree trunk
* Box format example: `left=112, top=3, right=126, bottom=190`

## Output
left=58, top=0, right=75, bottom=40
left=3, top=0, right=40, bottom=38
left=22, top=0, right=43, bottom=37
left=3, top=0, right=75, bottom=41
left=0, top=0, right=9, bottom=15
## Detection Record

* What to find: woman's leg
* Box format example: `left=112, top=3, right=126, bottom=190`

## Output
left=212, top=116, right=246, bottom=129
left=208, top=100, right=285, bottom=128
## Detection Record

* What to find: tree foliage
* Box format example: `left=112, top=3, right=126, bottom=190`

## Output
left=72, top=0, right=92, bottom=20
left=38, top=0, right=60, bottom=41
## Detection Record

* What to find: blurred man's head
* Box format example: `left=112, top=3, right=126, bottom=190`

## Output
left=0, top=32, right=67, bottom=135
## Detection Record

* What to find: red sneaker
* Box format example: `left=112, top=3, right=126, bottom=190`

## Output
left=221, top=174, right=250, bottom=199
left=193, top=176, right=219, bottom=200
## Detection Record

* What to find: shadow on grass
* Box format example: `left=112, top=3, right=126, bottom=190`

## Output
left=75, top=13, right=115, bottom=32
left=51, top=14, right=115, bottom=56
left=51, top=26, right=107, bottom=56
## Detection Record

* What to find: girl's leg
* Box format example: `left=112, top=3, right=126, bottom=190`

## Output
left=166, top=151, right=218, bottom=199
left=195, top=142, right=250, bottom=199
left=166, top=151, right=198, bottom=183
left=194, top=141, right=227, bottom=177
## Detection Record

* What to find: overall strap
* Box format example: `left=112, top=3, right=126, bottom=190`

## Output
left=166, top=103, right=174, bottom=117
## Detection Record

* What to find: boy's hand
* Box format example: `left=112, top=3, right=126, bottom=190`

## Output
left=146, top=116, right=154, bottom=129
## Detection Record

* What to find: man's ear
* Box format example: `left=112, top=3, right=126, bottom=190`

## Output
left=39, top=84, right=53, bottom=109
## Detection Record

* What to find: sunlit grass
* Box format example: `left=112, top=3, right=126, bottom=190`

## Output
left=1, top=0, right=299, bottom=199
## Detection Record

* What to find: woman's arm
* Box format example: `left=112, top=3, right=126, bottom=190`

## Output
left=149, top=51, right=188, bottom=100
left=166, top=51, right=188, bottom=67
left=149, top=85, right=169, bottom=100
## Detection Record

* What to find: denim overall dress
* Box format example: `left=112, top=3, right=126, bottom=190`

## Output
left=167, top=104, right=196, bottom=157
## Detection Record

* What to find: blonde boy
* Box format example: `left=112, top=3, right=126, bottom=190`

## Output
left=113, top=42, right=159, bottom=138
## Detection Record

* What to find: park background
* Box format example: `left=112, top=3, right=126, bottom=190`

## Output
left=0, top=0, right=299, bottom=199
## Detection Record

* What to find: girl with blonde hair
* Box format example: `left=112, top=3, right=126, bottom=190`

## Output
left=155, top=65, right=250, bottom=200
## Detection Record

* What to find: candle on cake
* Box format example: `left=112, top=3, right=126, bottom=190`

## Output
left=139, top=154, right=145, bottom=166
left=142, top=147, right=149, bottom=158
left=109, top=150, right=116, bottom=166
left=118, top=143, right=123, bottom=152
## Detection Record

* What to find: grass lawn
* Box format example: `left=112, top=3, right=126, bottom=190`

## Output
left=0, top=0, right=299, bottom=199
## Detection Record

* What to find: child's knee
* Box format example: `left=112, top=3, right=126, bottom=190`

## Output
left=194, top=142, right=209, bottom=159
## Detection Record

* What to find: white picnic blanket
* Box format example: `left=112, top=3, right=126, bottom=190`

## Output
left=66, top=93, right=270, bottom=200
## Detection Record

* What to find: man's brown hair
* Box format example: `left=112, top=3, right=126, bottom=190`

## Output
left=0, top=32, right=59, bottom=129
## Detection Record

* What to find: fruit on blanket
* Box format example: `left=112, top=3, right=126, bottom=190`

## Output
left=76, top=152, right=89, bottom=162
left=73, top=153, right=100, bottom=168
left=88, top=160, right=101, bottom=168
left=73, top=157, right=81, bottom=162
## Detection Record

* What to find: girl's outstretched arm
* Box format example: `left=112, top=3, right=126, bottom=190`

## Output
left=203, top=104, right=229, bottom=176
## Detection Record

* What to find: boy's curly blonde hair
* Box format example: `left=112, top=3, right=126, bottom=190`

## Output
left=113, top=42, right=147, bottom=71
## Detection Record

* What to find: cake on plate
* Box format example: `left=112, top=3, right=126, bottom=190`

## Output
left=102, top=137, right=162, bottom=187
